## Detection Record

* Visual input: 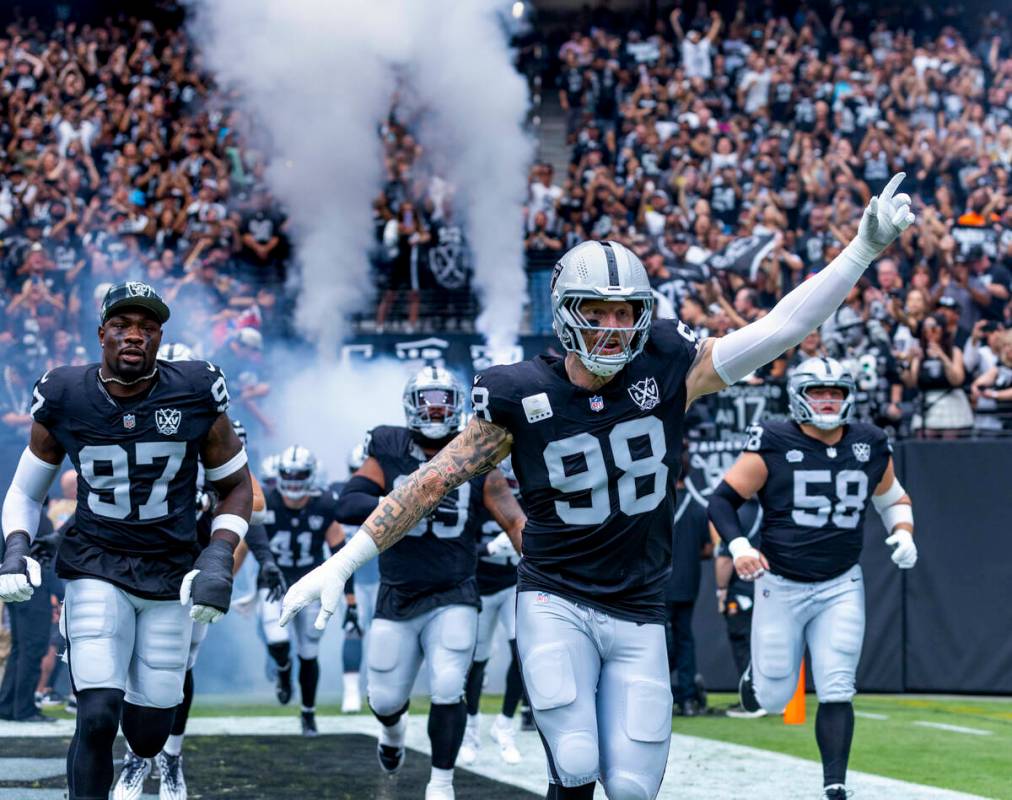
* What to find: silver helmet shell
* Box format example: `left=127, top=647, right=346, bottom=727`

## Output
left=260, top=453, right=280, bottom=491
left=157, top=342, right=195, bottom=362
left=788, top=357, right=857, bottom=430
left=403, top=366, right=464, bottom=441
left=550, top=240, right=654, bottom=377
left=277, top=445, right=318, bottom=500
left=348, top=440, right=368, bottom=472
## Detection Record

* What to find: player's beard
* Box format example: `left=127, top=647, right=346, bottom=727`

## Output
left=103, top=346, right=158, bottom=385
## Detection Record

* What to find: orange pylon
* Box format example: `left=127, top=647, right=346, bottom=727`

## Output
left=784, top=661, right=806, bottom=725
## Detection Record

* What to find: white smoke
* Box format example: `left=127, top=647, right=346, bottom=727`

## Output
left=186, top=0, right=531, bottom=355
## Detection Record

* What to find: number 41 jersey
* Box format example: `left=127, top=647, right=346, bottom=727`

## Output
left=474, top=319, right=699, bottom=624
left=31, top=361, right=230, bottom=600
left=746, top=420, right=891, bottom=582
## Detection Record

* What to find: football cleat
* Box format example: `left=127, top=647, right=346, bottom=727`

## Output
left=301, top=710, right=319, bottom=738
left=489, top=714, right=521, bottom=765
left=738, top=662, right=762, bottom=714
left=112, top=750, right=151, bottom=800
left=155, top=751, right=187, bottom=800
left=275, top=662, right=292, bottom=705
left=822, top=785, right=851, bottom=799
left=725, top=704, right=768, bottom=719
left=457, top=716, right=480, bottom=765
left=424, top=781, right=455, bottom=800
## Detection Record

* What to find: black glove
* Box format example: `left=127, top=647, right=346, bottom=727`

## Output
left=262, top=561, right=288, bottom=603
left=187, top=538, right=234, bottom=615
left=343, top=603, right=362, bottom=638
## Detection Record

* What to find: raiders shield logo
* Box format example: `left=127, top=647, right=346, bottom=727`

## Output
left=126, top=281, right=152, bottom=298
left=852, top=442, right=871, bottom=463
left=628, top=377, right=660, bottom=411
left=155, top=408, right=182, bottom=435
left=308, top=515, right=324, bottom=530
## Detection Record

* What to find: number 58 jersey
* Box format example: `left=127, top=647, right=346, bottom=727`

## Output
left=473, top=319, right=699, bottom=624
left=31, top=361, right=230, bottom=600
left=745, top=420, right=891, bottom=582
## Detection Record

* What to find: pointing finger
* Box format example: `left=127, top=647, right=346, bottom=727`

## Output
left=879, top=172, right=905, bottom=203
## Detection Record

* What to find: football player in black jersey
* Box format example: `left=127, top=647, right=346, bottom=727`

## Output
left=708, top=358, right=918, bottom=800
left=0, top=282, right=254, bottom=800
left=259, top=444, right=346, bottom=737
left=282, top=175, right=915, bottom=800
left=332, top=367, right=525, bottom=800
left=458, top=456, right=526, bottom=767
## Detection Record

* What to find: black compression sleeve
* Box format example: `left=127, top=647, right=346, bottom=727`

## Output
left=336, top=475, right=384, bottom=525
left=707, top=480, right=748, bottom=546
left=245, top=523, right=276, bottom=567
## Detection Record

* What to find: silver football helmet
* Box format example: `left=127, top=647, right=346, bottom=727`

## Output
left=277, top=445, right=318, bottom=500
left=260, top=453, right=280, bottom=491
left=551, top=240, right=654, bottom=377
left=788, top=357, right=857, bottom=430
left=403, top=366, right=464, bottom=441
left=231, top=419, right=247, bottom=447
left=348, top=440, right=368, bottom=472
left=157, top=342, right=195, bottom=362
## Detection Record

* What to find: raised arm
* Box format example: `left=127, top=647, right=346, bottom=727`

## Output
left=686, top=174, right=915, bottom=404
left=281, top=417, right=513, bottom=629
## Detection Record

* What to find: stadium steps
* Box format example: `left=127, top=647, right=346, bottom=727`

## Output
left=536, top=94, right=570, bottom=176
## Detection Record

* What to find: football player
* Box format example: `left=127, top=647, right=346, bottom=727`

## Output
left=459, top=455, right=525, bottom=766
left=259, top=444, right=347, bottom=736
left=282, top=175, right=915, bottom=799
left=0, top=282, right=253, bottom=800
left=331, top=367, right=525, bottom=800
left=707, top=358, right=917, bottom=800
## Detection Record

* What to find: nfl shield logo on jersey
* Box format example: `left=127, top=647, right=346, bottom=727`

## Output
left=852, top=442, right=871, bottom=462
left=122, top=414, right=136, bottom=430
left=628, top=377, right=660, bottom=411
left=155, top=408, right=182, bottom=435
left=589, top=395, right=605, bottom=413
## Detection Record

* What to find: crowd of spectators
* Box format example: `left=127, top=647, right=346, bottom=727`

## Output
left=525, top=1, right=1012, bottom=436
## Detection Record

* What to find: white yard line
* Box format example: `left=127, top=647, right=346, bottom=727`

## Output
left=0, top=715, right=995, bottom=800
left=854, top=711, right=890, bottom=720
left=912, top=721, right=994, bottom=736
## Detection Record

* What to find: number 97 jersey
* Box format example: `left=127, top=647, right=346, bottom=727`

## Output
left=745, top=420, right=892, bottom=582
left=473, top=319, right=699, bottom=625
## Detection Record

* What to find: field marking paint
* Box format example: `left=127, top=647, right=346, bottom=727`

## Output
left=855, top=711, right=890, bottom=720
left=913, top=721, right=994, bottom=736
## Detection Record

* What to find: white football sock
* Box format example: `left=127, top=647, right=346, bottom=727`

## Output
left=163, top=734, right=184, bottom=757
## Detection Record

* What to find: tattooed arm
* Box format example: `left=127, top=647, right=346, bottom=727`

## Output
left=482, top=467, right=526, bottom=554
left=280, top=417, right=513, bottom=629
left=363, top=417, right=513, bottom=551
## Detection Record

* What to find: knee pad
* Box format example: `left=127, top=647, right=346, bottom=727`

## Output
left=753, top=629, right=797, bottom=714
left=428, top=615, right=474, bottom=704
left=523, top=643, right=577, bottom=711
left=65, top=584, right=124, bottom=688
left=555, top=731, right=599, bottom=780
left=625, top=680, right=672, bottom=743
left=295, top=626, right=322, bottom=660
left=368, top=687, right=409, bottom=719
left=602, top=771, right=654, bottom=800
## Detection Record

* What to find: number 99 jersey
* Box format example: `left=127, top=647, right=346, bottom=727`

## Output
left=473, top=319, right=699, bottom=624
left=31, top=361, right=230, bottom=600
left=744, top=420, right=891, bottom=582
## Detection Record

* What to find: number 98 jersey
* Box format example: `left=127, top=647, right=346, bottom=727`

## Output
left=30, top=361, right=230, bottom=600
left=745, top=420, right=891, bottom=582
left=473, top=319, right=699, bottom=624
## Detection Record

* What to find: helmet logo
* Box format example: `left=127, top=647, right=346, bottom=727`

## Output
left=628, top=377, right=660, bottom=411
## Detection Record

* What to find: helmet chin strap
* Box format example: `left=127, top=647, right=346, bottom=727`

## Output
left=98, top=365, right=158, bottom=386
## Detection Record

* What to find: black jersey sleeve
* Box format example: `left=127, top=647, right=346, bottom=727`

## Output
left=30, top=367, right=70, bottom=429
left=647, top=317, right=701, bottom=369
left=742, top=422, right=783, bottom=458
left=471, top=364, right=525, bottom=433
left=197, top=361, right=231, bottom=415
left=367, top=425, right=411, bottom=461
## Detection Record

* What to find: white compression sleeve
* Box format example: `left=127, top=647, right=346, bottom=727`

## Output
left=2, top=448, right=60, bottom=542
left=711, top=243, right=871, bottom=385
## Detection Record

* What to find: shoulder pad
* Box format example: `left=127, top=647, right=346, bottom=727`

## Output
left=31, top=365, right=81, bottom=426
left=367, top=425, right=412, bottom=459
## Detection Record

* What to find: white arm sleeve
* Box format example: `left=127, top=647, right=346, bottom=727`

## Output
left=711, top=243, right=870, bottom=385
left=3, top=448, right=61, bottom=542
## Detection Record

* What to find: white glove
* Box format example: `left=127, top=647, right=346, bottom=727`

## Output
left=729, top=537, right=769, bottom=581
left=281, top=556, right=347, bottom=631
left=0, top=555, right=41, bottom=602
left=486, top=531, right=519, bottom=559
left=885, top=530, right=917, bottom=569
left=849, top=172, right=916, bottom=263
left=179, top=570, right=225, bottom=624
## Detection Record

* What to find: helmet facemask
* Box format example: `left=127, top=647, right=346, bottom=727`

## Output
left=277, top=446, right=317, bottom=500
left=554, top=293, right=653, bottom=377
left=788, top=372, right=856, bottom=430
left=404, top=386, right=463, bottom=441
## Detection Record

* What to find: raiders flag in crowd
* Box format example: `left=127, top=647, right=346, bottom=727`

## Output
left=706, top=231, right=778, bottom=280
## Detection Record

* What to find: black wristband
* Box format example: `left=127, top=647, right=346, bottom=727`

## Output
left=1, top=531, right=31, bottom=571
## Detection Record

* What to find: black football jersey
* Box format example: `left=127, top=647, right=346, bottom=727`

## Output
left=32, top=361, right=230, bottom=599
left=368, top=425, right=485, bottom=621
left=746, top=420, right=891, bottom=582
left=474, top=466, right=523, bottom=597
left=474, top=318, right=699, bottom=624
left=261, top=487, right=340, bottom=585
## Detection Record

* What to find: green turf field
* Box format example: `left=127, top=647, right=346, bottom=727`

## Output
left=38, top=693, right=1012, bottom=798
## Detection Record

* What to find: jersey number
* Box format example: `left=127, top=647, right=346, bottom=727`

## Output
left=79, top=442, right=187, bottom=520
left=393, top=477, right=472, bottom=539
left=270, top=530, right=314, bottom=568
left=791, top=469, right=869, bottom=529
left=543, top=416, right=668, bottom=525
